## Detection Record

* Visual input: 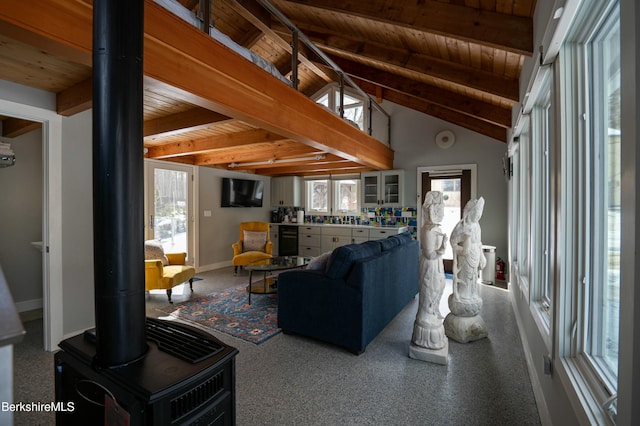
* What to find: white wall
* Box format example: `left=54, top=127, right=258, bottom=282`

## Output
left=198, top=167, right=272, bottom=270
left=385, top=101, right=509, bottom=264
left=0, top=129, right=43, bottom=309
left=60, top=110, right=95, bottom=334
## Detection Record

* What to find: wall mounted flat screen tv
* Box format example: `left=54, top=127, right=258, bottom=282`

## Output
left=221, top=177, right=264, bottom=207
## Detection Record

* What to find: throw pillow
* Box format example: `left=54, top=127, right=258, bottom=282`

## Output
left=144, top=240, right=169, bottom=266
left=243, top=230, right=267, bottom=252
left=306, top=251, right=332, bottom=271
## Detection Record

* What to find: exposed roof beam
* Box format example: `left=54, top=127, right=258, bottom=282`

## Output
left=357, top=80, right=507, bottom=142
left=144, top=107, right=232, bottom=139
left=275, top=23, right=519, bottom=103
left=327, top=59, right=512, bottom=128
left=279, top=0, right=533, bottom=55
left=145, top=129, right=289, bottom=159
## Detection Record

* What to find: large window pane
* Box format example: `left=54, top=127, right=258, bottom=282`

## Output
left=307, top=180, right=329, bottom=213
left=430, top=178, right=461, bottom=261
left=587, top=6, right=620, bottom=388
left=153, top=168, right=188, bottom=253
left=334, top=179, right=359, bottom=213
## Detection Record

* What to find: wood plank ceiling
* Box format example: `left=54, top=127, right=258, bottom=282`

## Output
left=0, top=0, right=535, bottom=176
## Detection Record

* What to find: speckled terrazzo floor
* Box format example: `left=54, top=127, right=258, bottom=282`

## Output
left=13, top=267, right=539, bottom=425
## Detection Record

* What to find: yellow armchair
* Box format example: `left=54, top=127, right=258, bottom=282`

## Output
left=144, top=241, right=196, bottom=303
left=232, top=222, right=273, bottom=275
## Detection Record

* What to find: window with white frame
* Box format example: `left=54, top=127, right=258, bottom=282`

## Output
left=517, top=116, right=532, bottom=297
left=305, top=177, right=360, bottom=215
left=531, top=71, right=553, bottom=326
left=584, top=2, right=621, bottom=392
left=333, top=178, right=360, bottom=214
left=306, top=179, right=330, bottom=214
left=558, top=0, right=620, bottom=418
left=312, top=84, right=366, bottom=130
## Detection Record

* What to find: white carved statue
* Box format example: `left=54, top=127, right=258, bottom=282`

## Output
left=409, top=191, right=449, bottom=364
left=444, top=197, right=488, bottom=343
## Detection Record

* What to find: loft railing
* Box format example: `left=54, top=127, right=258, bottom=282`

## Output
left=189, top=0, right=392, bottom=146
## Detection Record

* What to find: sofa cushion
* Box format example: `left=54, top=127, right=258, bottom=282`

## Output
left=144, top=240, right=168, bottom=266
left=307, top=251, right=332, bottom=271
left=379, top=236, right=400, bottom=251
left=243, top=230, right=267, bottom=252
left=390, top=231, right=413, bottom=245
left=325, top=241, right=381, bottom=279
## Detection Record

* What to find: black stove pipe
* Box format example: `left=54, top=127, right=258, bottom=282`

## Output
left=92, top=0, right=147, bottom=367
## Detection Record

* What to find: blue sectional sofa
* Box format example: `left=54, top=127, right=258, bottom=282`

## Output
left=277, top=231, right=420, bottom=354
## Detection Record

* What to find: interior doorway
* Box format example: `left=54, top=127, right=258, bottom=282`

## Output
left=417, top=165, right=476, bottom=273
left=0, top=98, right=64, bottom=351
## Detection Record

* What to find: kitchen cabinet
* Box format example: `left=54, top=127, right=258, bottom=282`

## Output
left=298, top=225, right=322, bottom=257
left=361, top=170, right=404, bottom=207
left=320, top=226, right=352, bottom=253
left=351, top=227, right=369, bottom=244
left=271, top=176, right=302, bottom=207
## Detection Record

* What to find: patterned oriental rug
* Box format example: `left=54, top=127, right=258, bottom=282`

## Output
left=158, top=285, right=280, bottom=345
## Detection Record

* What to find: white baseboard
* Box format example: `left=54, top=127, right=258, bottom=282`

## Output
left=510, top=290, right=552, bottom=425
left=15, top=298, right=43, bottom=313
left=196, top=261, right=232, bottom=273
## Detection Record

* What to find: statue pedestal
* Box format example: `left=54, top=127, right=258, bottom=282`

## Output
left=443, top=313, right=488, bottom=343
left=409, top=339, right=448, bottom=365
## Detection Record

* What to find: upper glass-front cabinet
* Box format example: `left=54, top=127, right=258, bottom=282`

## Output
left=361, top=170, right=404, bottom=207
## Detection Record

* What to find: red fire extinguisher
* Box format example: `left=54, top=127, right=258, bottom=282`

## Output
left=496, top=257, right=506, bottom=280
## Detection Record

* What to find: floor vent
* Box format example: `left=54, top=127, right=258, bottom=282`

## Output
left=146, top=317, right=224, bottom=363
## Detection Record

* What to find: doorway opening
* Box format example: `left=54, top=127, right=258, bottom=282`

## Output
left=418, top=165, right=476, bottom=273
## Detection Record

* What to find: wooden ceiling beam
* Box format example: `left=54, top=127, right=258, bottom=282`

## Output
left=142, top=2, right=394, bottom=170
left=56, top=77, right=92, bottom=116
left=193, top=141, right=321, bottom=165
left=279, top=0, right=533, bottom=55
left=326, top=59, right=512, bottom=128
left=144, top=107, right=232, bottom=139
left=258, top=162, right=368, bottom=176
left=357, top=80, right=507, bottom=142
left=278, top=24, right=519, bottom=103
left=145, top=129, right=289, bottom=159
left=1, top=117, right=41, bottom=138
left=223, top=153, right=345, bottom=171
left=0, top=0, right=394, bottom=171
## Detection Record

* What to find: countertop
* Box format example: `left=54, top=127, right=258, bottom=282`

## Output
left=0, top=265, right=25, bottom=347
left=271, top=222, right=409, bottom=230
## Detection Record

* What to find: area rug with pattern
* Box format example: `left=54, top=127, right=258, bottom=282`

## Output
left=158, top=285, right=280, bottom=345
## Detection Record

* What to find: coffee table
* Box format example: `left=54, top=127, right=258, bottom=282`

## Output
left=245, top=256, right=310, bottom=304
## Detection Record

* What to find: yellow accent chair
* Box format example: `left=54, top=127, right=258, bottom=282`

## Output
left=231, top=222, right=273, bottom=275
left=144, top=240, right=196, bottom=303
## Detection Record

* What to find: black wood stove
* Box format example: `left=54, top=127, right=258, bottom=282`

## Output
left=54, top=1, right=237, bottom=424
left=55, top=318, right=237, bottom=425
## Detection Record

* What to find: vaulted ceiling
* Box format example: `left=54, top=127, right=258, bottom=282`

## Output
left=0, top=0, right=535, bottom=176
